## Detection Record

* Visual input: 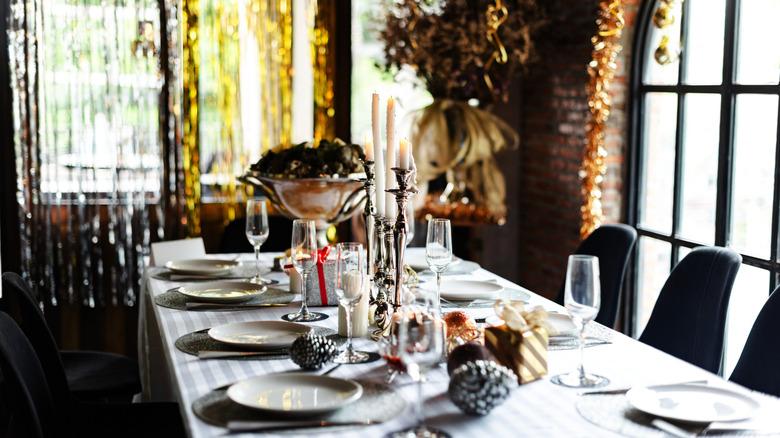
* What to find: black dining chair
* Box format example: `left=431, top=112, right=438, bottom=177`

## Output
left=0, top=272, right=141, bottom=402
left=639, top=246, right=741, bottom=373
left=729, top=286, right=780, bottom=397
left=556, top=223, right=637, bottom=328
left=0, top=311, right=185, bottom=438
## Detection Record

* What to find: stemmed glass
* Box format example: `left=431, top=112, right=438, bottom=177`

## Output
left=425, top=218, right=453, bottom=306
left=389, top=305, right=449, bottom=438
left=245, top=198, right=270, bottom=287
left=551, top=255, right=609, bottom=388
left=334, top=242, right=371, bottom=364
left=282, top=219, right=328, bottom=322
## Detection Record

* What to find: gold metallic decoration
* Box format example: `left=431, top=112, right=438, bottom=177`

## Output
left=312, top=0, right=336, bottom=143
left=652, top=0, right=682, bottom=66
left=580, top=0, right=625, bottom=239
left=652, top=0, right=676, bottom=28
left=483, top=0, right=510, bottom=93
left=654, top=35, right=675, bottom=65
left=182, top=0, right=201, bottom=236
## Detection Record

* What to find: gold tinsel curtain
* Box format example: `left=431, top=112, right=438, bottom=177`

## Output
left=181, top=0, right=295, bottom=231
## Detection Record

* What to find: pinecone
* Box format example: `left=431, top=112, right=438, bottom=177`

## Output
left=448, top=360, right=516, bottom=415
left=289, top=333, right=337, bottom=370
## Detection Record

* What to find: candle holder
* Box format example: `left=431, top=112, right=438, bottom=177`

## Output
left=359, top=159, right=376, bottom=279
left=388, top=168, right=418, bottom=310
left=371, top=216, right=391, bottom=338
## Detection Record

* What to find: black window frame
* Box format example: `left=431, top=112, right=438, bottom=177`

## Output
left=625, top=0, right=780, bottom=337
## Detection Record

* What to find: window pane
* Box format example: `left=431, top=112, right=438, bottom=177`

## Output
left=635, top=237, right=672, bottom=334
left=639, top=93, right=678, bottom=234
left=678, top=94, right=720, bottom=244
left=683, top=0, right=726, bottom=84
left=677, top=245, right=692, bottom=264
left=736, top=0, right=780, bottom=85
left=643, top=1, right=682, bottom=85
left=723, top=265, right=770, bottom=375
left=730, top=94, right=779, bottom=258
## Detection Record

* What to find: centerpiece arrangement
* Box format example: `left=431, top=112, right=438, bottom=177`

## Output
left=240, top=139, right=366, bottom=246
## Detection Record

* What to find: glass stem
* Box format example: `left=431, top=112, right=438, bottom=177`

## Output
left=416, top=369, right=425, bottom=428
left=300, top=271, right=310, bottom=316
left=346, top=303, right=354, bottom=355
left=578, top=320, right=587, bottom=380
left=254, top=245, right=261, bottom=280
left=436, top=272, right=442, bottom=304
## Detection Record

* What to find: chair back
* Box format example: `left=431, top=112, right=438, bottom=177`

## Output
left=0, top=311, right=56, bottom=438
left=0, top=273, right=70, bottom=409
left=639, top=246, right=741, bottom=373
left=729, top=286, right=780, bottom=396
left=557, top=224, right=637, bottom=328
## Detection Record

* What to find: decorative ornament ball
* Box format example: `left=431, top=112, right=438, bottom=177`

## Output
left=289, top=333, right=337, bottom=370
left=447, top=342, right=495, bottom=376
left=448, top=360, right=516, bottom=416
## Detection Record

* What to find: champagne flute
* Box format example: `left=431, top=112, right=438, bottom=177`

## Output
left=425, top=218, right=452, bottom=306
left=551, top=255, right=609, bottom=388
left=334, top=242, right=371, bottom=364
left=282, top=219, right=328, bottom=322
left=389, top=306, right=449, bottom=438
left=245, top=198, right=269, bottom=287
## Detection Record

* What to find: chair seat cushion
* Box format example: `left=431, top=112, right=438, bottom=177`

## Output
left=61, top=350, right=141, bottom=400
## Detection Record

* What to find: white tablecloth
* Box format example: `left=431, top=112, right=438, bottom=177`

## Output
left=139, top=249, right=780, bottom=437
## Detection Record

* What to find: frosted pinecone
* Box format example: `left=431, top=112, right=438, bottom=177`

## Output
left=448, top=360, right=516, bottom=415
left=289, top=333, right=337, bottom=370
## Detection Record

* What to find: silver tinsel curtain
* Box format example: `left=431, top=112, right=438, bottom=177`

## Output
left=7, top=0, right=171, bottom=307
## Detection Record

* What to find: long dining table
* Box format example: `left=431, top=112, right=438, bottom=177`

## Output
left=139, top=249, right=780, bottom=437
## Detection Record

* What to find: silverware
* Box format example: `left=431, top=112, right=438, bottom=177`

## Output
left=212, top=363, right=342, bottom=390
left=168, top=275, right=254, bottom=281
left=226, top=419, right=376, bottom=434
left=198, top=350, right=287, bottom=359
left=578, top=379, right=708, bottom=396
left=185, top=302, right=289, bottom=311
left=651, top=419, right=697, bottom=437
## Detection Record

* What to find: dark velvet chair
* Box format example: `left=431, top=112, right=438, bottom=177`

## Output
left=729, top=286, right=780, bottom=397
left=639, top=246, right=741, bottom=373
left=0, top=311, right=185, bottom=438
left=1, top=272, right=140, bottom=402
left=556, top=224, right=637, bottom=328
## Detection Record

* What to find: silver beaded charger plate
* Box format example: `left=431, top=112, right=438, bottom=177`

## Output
left=175, top=326, right=342, bottom=360
left=576, top=394, right=770, bottom=437
left=192, top=379, right=406, bottom=431
left=154, top=287, right=295, bottom=311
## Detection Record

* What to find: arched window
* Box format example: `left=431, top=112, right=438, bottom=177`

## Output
left=628, top=0, right=780, bottom=374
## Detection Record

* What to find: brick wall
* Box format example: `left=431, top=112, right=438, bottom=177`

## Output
left=501, top=0, right=640, bottom=298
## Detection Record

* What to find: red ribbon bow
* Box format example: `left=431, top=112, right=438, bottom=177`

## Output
left=315, top=246, right=331, bottom=305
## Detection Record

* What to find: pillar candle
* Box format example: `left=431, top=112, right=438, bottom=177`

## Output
left=372, top=93, right=385, bottom=216
left=399, top=138, right=410, bottom=169
left=338, top=276, right=370, bottom=337
left=364, top=135, right=374, bottom=161
left=385, top=97, right=397, bottom=221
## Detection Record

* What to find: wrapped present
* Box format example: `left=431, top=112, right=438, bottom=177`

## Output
left=484, top=300, right=549, bottom=384
left=285, top=246, right=339, bottom=306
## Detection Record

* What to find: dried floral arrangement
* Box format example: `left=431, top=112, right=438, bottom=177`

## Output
left=381, top=0, right=545, bottom=104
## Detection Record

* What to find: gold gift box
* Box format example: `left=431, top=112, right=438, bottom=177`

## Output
left=484, top=321, right=549, bottom=384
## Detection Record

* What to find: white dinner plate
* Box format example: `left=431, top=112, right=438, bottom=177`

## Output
left=547, top=312, right=578, bottom=337
left=626, top=383, right=759, bottom=423
left=227, top=374, right=363, bottom=415
left=406, top=251, right=461, bottom=271
left=425, top=279, right=503, bottom=301
left=177, top=281, right=264, bottom=304
left=164, top=258, right=240, bottom=276
left=208, top=321, right=311, bottom=350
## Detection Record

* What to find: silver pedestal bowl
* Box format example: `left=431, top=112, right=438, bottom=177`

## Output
left=240, top=170, right=366, bottom=246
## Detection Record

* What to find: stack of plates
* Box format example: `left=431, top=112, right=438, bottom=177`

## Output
left=424, top=279, right=504, bottom=302
left=227, top=374, right=363, bottom=415
left=208, top=321, right=312, bottom=350
left=165, top=258, right=241, bottom=276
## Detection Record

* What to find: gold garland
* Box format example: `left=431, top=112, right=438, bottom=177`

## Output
left=580, top=0, right=624, bottom=239
left=312, top=0, right=336, bottom=143
left=182, top=0, right=201, bottom=236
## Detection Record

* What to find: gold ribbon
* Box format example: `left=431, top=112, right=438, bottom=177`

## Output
left=494, top=300, right=549, bottom=334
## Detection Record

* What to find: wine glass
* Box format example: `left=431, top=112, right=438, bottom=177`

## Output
left=389, top=306, right=449, bottom=438
left=245, top=198, right=269, bottom=286
left=551, top=255, right=609, bottom=388
left=334, top=242, right=371, bottom=364
left=425, top=218, right=453, bottom=306
left=282, top=219, right=328, bottom=322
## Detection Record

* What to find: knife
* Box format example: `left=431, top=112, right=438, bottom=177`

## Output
left=226, top=419, right=376, bottom=433
left=198, top=350, right=287, bottom=359
left=185, top=302, right=289, bottom=311
left=579, top=379, right=708, bottom=396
